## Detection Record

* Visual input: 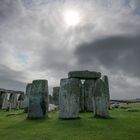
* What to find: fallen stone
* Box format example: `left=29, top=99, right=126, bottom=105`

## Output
left=49, top=104, right=57, bottom=112
left=119, top=103, right=129, bottom=109
left=110, top=103, right=119, bottom=109
left=68, top=70, right=101, bottom=79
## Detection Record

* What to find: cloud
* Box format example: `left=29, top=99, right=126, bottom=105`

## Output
left=0, top=64, right=26, bottom=91
left=75, top=34, right=140, bottom=77
left=0, top=0, right=140, bottom=99
left=0, top=0, right=24, bottom=23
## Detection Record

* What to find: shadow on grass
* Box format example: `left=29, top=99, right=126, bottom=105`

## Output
left=6, top=112, right=24, bottom=117
left=58, top=117, right=81, bottom=120
left=4, top=114, right=85, bottom=131
left=4, top=111, right=118, bottom=132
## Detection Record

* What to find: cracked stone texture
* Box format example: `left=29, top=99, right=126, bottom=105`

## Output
left=9, top=93, right=18, bottom=109
left=24, top=83, right=32, bottom=113
left=68, top=70, right=101, bottom=79
left=59, top=78, right=80, bottom=119
left=84, top=79, right=96, bottom=112
left=102, top=75, right=110, bottom=109
left=93, top=78, right=109, bottom=118
left=28, top=80, right=49, bottom=119
left=0, top=93, right=9, bottom=109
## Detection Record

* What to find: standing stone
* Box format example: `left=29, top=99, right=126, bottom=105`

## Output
left=84, top=79, right=96, bottom=112
left=9, top=93, right=18, bottom=109
left=28, top=80, right=49, bottom=119
left=0, top=92, right=2, bottom=109
left=102, top=75, right=110, bottom=109
left=0, top=92, right=4, bottom=109
left=52, top=87, right=60, bottom=106
left=79, top=81, right=85, bottom=112
left=24, top=83, right=32, bottom=113
left=0, top=93, right=9, bottom=109
left=59, top=78, right=80, bottom=119
left=18, top=94, right=25, bottom=109
left=93, top=78, right=109, bottom=118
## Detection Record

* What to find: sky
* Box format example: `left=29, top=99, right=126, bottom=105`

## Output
left=0, top=0, right=140, bottom=99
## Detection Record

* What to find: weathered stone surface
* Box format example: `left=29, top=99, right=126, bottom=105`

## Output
left=0, top=88, right=24, bottom=94
left=0, top=92, right=9, bottom=109
left=84, top=79, right=96, bottom=112
left=0, top=88, right=24, bottom=110
left=59, top=78, right=80, bottom=119
left=17, top=94, right=25, bottom=109
left=79, top=81, right=85, bottom=112
left=0, top=93, right=5, bottom=109
left=68, top=70, right=101, bottom=79
left=102, top=75, right=110, bottom=109
left=24, top=83, right=32, bottom=113
left=93, top=78, right=109, bottom=118
left=28, top=80, right=49, bottom=119
left=9, top=93, right=18, bottom=109
left=52, top=87, right=60, bottom=105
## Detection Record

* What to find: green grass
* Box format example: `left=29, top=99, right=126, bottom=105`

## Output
left=0, top=103, right=140, bottom=140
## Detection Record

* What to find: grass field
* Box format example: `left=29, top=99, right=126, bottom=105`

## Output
left=0, top=103, right=140, bottom=140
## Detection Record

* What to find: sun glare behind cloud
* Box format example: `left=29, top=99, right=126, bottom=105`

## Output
left=63, top=10, right=81, bottom=27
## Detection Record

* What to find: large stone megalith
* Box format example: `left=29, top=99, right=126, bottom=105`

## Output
left=18, top=94, right=25, bottom=109
left=93, top=78, right=109, bottom=118
left=9, top=93, right=18, bottom=110
left=102, top=75, right=110, bottom=109
left=24, top=83, right=32, bottom=113
left=79, top=81, right=85, bottom=112
left=59, top=78, right=80, bottom=119
left=28, top=80, right=49, bottom=119
left=52, top=87, right=60, bottom=105
left=0, top=92, right=3, bottom=109
left=84, top=79, right=95, bottom=112
left=0, top=93, right=9, bottom=109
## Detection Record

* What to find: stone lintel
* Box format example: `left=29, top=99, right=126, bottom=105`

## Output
left=68, top=70, right=101, bottom=79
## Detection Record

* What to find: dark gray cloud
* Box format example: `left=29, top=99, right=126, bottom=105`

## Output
left=75, top=35, right=140, bottom=78
left=0, top=64, right=26, bottom=91
left=0, top=0, right=23, bottom=23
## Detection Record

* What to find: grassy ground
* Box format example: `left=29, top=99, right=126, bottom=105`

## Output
left=0, top=103, right=140, bottom=140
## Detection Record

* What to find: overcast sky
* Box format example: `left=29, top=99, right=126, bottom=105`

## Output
left=0, top=0, right=140, bottom=99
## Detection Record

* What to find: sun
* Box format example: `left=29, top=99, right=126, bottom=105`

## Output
left=63, top=10, right=81, bottom=27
